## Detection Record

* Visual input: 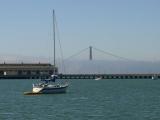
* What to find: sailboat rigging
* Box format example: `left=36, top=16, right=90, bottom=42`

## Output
left=24, top=10, right=69, bottom=95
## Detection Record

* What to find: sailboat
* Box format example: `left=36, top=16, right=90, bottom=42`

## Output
left=24, top=10, right=69, bottom=95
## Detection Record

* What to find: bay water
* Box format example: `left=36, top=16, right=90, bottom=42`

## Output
left=0, top=79, right=160, bottom=120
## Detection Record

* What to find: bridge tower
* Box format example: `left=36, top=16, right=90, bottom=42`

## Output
left=89, top=46, right=93, bottom=60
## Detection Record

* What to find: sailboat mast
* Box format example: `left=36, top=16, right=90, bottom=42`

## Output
left=53, top=10, right=56, bottom=74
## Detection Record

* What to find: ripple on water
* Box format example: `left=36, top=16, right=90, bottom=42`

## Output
left=0, top=79, right=160, bottom=120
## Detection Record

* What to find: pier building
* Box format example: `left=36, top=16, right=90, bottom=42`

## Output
left=0, top=63, right=57, bottom=79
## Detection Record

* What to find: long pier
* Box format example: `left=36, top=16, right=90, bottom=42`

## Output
left=0, top=73, right=159, bottom=79
left=58, top=74, right=158, bottom=79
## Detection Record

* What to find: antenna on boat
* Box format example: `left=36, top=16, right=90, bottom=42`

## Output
left=53, top=9, right=56, bottom=74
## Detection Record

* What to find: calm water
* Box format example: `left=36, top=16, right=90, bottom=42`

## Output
left=0, top=79, right=160, bottom=120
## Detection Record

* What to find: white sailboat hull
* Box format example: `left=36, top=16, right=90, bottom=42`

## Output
left=32, top=84, right=68, bottom=94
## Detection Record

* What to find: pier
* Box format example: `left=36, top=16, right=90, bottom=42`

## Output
left=58, top=74, right=159, bottom=79
left=0, top=73, right=159, bottom=79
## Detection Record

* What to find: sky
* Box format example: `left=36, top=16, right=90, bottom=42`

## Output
left=0, top=0, right=160, bottom=62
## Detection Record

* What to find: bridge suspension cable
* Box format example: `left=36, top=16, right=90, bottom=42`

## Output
left=92, top=47, right=134, bottom=61
left=64, top=47, right=89, bottom=61
left=64, top=46, right=135, bottom=61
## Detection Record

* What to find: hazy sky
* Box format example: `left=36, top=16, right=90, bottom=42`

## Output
left=0, top=0, right=160, bottom=61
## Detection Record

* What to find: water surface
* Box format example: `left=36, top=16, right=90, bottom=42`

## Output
left=0, top=79, right=160, bottom=120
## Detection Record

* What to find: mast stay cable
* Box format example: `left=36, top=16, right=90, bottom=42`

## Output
left=54, top=12, right=66, bottom=73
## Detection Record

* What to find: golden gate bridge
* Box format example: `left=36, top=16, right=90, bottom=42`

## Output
left=57, top=46, right=159, bottom=80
